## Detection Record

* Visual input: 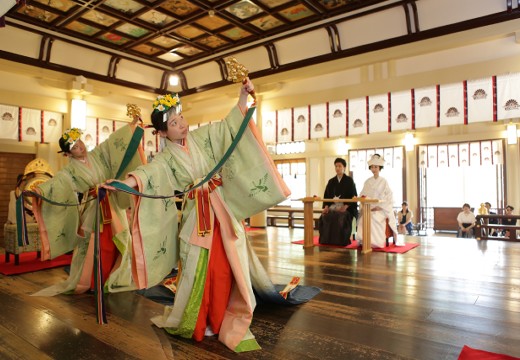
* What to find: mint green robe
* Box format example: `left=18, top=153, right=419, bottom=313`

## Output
left=33, top=124, right=145, bottom=295
left=130, top=105, right=290, bottom=352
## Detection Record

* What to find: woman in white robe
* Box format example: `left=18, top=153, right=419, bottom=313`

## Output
left=356, top=154, right=398, bottom=248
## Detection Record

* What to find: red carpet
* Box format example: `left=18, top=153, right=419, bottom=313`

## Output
left=0, top=252, right=72, bottom=275
left=291, top=236, right=359, bottom=249
left=458, top=345, right=520, bottom=359
left=245, top=227, right=264, bottom=232
left=372, top=242, right=419, bottom=253
left=292, top=236, right=419, bottom=253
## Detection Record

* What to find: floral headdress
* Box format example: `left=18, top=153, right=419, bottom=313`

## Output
left=152, top=93, right=182, bottom=122
left=61, top=128, right=83, bottom=149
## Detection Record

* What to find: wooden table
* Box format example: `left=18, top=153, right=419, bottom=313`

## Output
left=300, top=197, right=380, bottom=254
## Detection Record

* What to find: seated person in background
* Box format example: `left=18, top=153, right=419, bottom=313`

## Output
left=457, top=203, right=476, bottom=238
left=397, top=201, right=413, bottom=235
left=319, top=157, right=358, bottom=246
left=484, top=202, right=498, bottom=236
left=502, top=205, right=518, bottom=239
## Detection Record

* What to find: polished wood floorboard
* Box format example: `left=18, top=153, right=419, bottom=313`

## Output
left=1, top=227, right=520, bottom=359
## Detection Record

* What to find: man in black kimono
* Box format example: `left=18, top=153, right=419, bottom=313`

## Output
left=319, top=158, right=358, bottom=245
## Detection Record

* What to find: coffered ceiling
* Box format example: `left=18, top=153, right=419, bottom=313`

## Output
left=7, top=0, right=384, bottom=66
left=2, top=0, right=520, bottom=97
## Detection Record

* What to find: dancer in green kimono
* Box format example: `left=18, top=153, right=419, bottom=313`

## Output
left=105, top=78, right=291, bottom=352
left=32, top=115, right=146, bottom=296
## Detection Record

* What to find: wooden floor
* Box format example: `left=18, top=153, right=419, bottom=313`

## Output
left=1, top=227, right=520, bottom=360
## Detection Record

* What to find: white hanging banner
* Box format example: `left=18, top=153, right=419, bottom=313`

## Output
left=144, top=127, right=157, bottom=154
left=391, top=90, right=412, bottom=132
left=98, top=119, right=114, bottom=144
left=327, top=101, right=346, bottom=138
left=0, top=104, right=19, bottom=140
left=427, top=145, right=438, bottom=168
left=459, top=143, right=470, bottom=166
left=469, top=142, right=481, bottom=166
left=492, top=140, right=503, bottom=165
left=349, top=150, right=359, bottom=171
left=366, top=149, right=375, bottom=170
left=440, top=82, right=464, bottom=126
left=310, top=103, right=327, bottom=139
left=348, top=97, right=367, bottom=136
left=383, top=147, right=394, bottom=168
left=393, top=146, right=404, bottom=169
left=418, top=146, right=427, bottom=168
left=448, top=144, right=459, bottom=167
left=467, top=77, right=494, bottom=123
left=368, top=94, right=388, bottom=134
left=277, top=108, right=292, bottom=143
left=84, top=117, right=97, bottom=150
left=352, top=150, right=367, bottom=171
left=42, top=111, right=63, bottom=143
left=293, top=106, right=308, bottom=141
left=414, top=86, right=437, bottom=129
left=262, top=110, right=276, bottom=144
left=481, top=140, right=493, bottom=165
left=497, top=72, right=520, bottom=120
left=21, top=108, right=41, bottom=142
left=437, top=144, right=448, bottom=167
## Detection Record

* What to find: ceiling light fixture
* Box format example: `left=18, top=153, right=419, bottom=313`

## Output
left=71, top=98, right=87, bottom=130
left=169, top=74, right=179, bottom=86
left=404, top=132, right=415, bottom=152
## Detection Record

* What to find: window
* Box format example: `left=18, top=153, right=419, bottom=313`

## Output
left=418, top=140, right=504, bottom=211
left=275, top=141, right=305, bottom=155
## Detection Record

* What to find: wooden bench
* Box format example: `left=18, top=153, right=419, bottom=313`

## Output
left=267, top=207, right=321, bottom=229
left=433, top=207, right=473, bottom=232
left=266, top=214, right=290, bottom=227
left=475, top=214, right=520, bottom=241
left=290, top=213, right=321, bottom=229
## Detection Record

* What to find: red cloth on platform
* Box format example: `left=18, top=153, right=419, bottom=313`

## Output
left=458, top=345, right=520, bottom=360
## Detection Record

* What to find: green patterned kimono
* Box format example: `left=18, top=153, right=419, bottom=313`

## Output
left=33, top=124, right=145, bottom=295
left=130, top=105, right=290, bottom=352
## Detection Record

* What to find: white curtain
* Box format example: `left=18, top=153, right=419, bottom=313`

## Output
left=0, top=104, right=19, bottom=140
left=310, top=103, right=327, bottom=139
left=293, top=106, right=308, bottom=141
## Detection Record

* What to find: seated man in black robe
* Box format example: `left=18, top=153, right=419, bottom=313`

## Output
left=502, top=205, right=518, bottom=239
left=319, top=158, right=358, bottom=245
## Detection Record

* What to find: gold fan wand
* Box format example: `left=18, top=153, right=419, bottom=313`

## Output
left=126, top=103, right=143, bottom=124
left=225, top=57, right=256, bottom=104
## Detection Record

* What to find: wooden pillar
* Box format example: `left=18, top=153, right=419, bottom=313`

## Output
left=303, top=197, right=315, bottom=248
left=361, top=201, right=372, bottom=254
